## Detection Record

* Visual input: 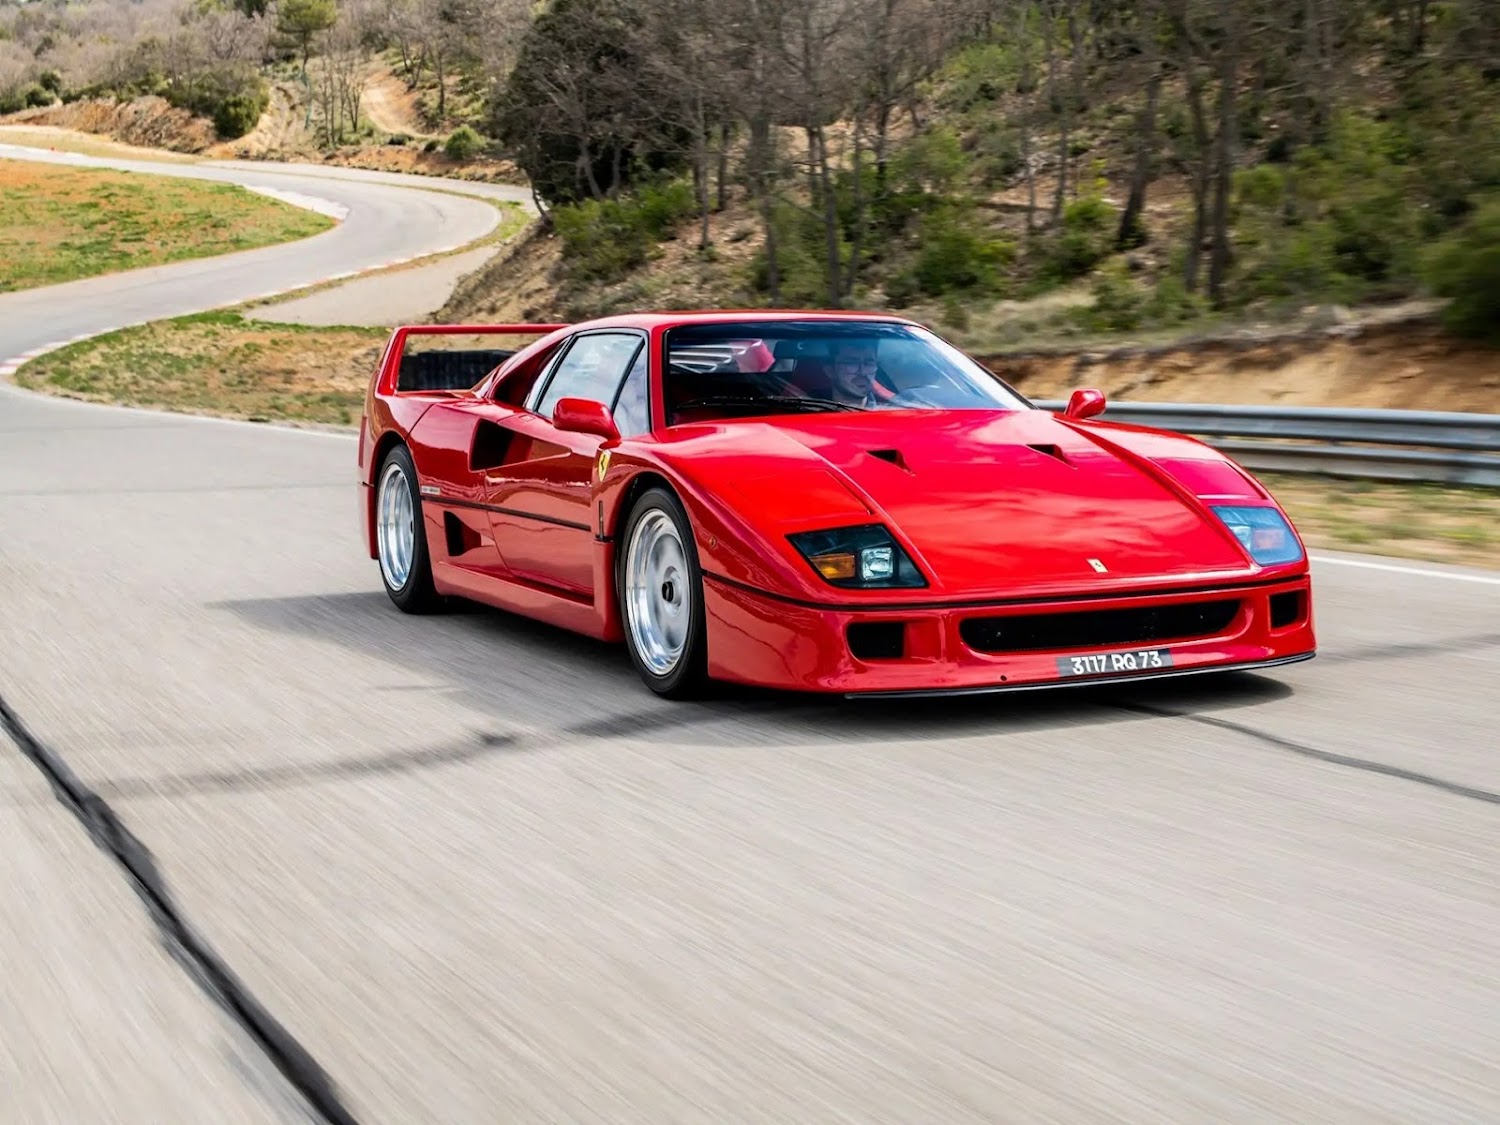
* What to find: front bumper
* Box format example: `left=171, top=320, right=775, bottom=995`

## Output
left=702, top=572, right=1315, bottom=695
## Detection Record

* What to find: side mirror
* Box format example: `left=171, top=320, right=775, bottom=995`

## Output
left=552, top=396, right=620, bottom=441
left=1063, top=387, right=1107, bottom=420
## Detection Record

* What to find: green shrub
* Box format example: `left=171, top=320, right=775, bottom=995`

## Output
left=552, top=177, right=697, bottom=283
left=1231, top=110, right=1423, bottom=305
left=23, top=84, right=52, bottom=108
left=212, top=91, right=267, bottom=140
left=891, top=124, right=967, bottom=196
left=0, top=88, right=23, bottom=115
left=936, top=42, right=1023, bottom=112
left=911, top=202, right=1014, bottom=297
left=746, top=201, right=837, bottom=306
left=1075, top=261, right=1144, bottom=332
left=1423, top=193, right=1500, bottom=343
left=153, top=63, right=268, bottom=140
left=444, top=125, right=482, bottom=161
left=1042, top=190, right=1117, bottom=282
left=1142, top=274, right=1209, bottom=327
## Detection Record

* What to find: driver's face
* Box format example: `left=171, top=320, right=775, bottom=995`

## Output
left=831, top=345, right=878, bottom=400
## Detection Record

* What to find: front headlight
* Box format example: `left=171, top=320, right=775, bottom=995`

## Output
left=1210, top=505, right=1304, bottom=566
left=787, top=524, right=927, bottom=588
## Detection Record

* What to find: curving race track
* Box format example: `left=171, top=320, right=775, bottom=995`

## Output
left=3, top=150, right=1500, bottom=1123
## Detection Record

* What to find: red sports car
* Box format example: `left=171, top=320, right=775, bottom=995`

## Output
left=358, top=311, right=1315, bottom=698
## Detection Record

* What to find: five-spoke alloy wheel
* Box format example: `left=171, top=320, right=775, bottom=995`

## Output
left=619, top=487, right=708, bottom=697
left=376, top=444, right=441, bottom=613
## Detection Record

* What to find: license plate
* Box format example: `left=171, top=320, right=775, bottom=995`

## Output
left=1056, top=648, right=1174, bottom=678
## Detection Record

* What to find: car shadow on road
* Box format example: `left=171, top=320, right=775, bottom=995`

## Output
left=211, top=589, right=1300, bottom=754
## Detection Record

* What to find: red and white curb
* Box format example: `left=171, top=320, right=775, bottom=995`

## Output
left=0, top=334, right=96, bottom=378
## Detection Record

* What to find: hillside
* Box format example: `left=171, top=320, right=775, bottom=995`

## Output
left=459, top=0, right=1500, bottom=375
left=3, top=0, right=1498, bottom=403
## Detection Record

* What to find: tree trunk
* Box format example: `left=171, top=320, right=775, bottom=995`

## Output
left=1018, top=5, right=1036, bottom=234
left=1180, top=59, right=1211, bottom=293
left=1207, top=14, right=1241, bottom=307
left=1067, top=6, right=1086, bottom=200
left=846, top=115, right=866, bottom=298
left=695, top=97, right=710, bottom=250
left=1116, top=61, right=1160, bottom=250
left=750, top=115, right=779, bottom=304
left=1044, top=10, right=1066, bottom=222
left=816, top=127, right=841, bottom=306
left=716, top=123, right=730, bottom=211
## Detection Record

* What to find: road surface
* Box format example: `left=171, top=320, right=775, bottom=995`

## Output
left=0, top=142, right=533, bottom=359
left=1, top=149, right=1498, bottom=1124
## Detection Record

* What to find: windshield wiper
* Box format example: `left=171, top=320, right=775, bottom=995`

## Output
left=673, top=395, right=866, bottom=413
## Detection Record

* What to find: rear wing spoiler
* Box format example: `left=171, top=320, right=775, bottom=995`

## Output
left=376, top=323, right=570, bottom=394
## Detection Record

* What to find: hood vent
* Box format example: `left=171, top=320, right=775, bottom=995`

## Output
left=866, top=448, right=912, bottom=473
left=1027, top=443, right=1073, bottom=467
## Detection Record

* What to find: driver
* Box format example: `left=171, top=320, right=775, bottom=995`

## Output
left=827, top=341, right=881, bottom=408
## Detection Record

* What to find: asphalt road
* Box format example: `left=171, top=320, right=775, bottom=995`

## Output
left=0, top=143, right=532, bottom=359
left=3, top=151, right=1500, bottom=1123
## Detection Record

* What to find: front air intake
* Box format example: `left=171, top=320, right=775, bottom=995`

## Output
left=1269, top=590, right=1306, bottom=629
left=847, top=622, right=906, bottom=660
left=961, top=599, right=1242, bottom=654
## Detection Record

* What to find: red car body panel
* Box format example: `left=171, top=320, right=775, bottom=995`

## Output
left=360, top=313, right=1315, bottom=695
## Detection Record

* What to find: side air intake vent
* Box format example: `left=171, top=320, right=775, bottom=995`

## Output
left=443, top=511, right=483, bottom=557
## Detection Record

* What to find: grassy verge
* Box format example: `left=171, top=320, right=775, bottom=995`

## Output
left=15, top=312, right=388, bottom=426
left=0, top=159, right=334, bottom=292
left=1261, top=473, right=1499, bottom=570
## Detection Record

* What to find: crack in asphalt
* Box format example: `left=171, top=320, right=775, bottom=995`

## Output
left=3, top=706, right=728, bottom=809
left=0, top=695, right=362, bottom=1125
left=1112, top=700, right=1500, bottom=807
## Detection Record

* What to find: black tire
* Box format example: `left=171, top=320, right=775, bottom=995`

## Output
left=375, top=443, right=443, bottom=614
left=617, top=486, right=711, bottom=699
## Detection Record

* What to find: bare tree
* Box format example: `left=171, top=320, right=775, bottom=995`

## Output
left=1115, top=0, right=1162, bottom=249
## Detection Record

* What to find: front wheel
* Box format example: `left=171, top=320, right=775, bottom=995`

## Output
left=618, top=487, right=710, bottom=698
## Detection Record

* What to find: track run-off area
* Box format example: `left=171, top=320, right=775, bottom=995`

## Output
left=2, top=147, right=1499, bottom=1123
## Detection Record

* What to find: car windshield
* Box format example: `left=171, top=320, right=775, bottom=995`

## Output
left=662, top=320, right=1031, bottom=425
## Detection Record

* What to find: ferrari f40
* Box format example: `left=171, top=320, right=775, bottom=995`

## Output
left=358, top=312, right=1315, bottom=697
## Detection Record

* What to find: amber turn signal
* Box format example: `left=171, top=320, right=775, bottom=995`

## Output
left=809, top=552, right=857, bottom=580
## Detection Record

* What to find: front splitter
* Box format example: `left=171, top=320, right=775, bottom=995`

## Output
left=842, top=651, right=1316, bottom=700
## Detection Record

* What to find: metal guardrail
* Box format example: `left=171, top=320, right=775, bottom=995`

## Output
left=1032, top=401, right=1500, bottom=487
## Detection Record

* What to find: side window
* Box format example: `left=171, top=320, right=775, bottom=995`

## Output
left=535, top=332, right=642, bottom=419
left=611, top=348, right=651, bottom=437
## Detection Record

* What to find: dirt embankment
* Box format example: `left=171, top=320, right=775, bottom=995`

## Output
left=986, top=318, right=1500, bottom=413
left=5, top=96, right=217, bottom=153
left=3, top=80, right=523, bottom=181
